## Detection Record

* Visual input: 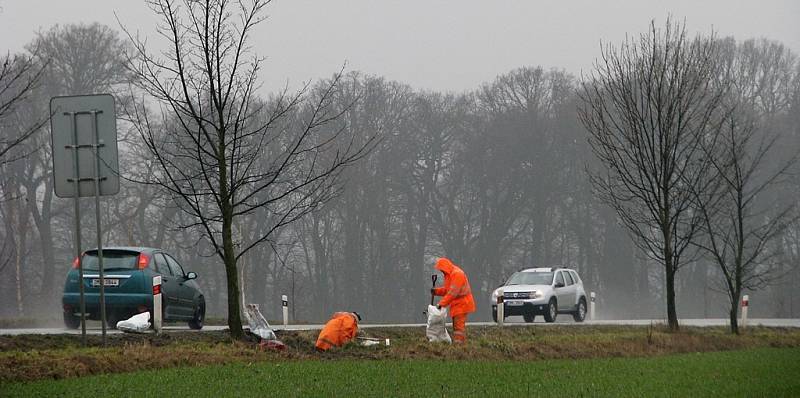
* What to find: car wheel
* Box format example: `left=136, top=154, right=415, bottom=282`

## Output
left=63, top=312, right=80, bottom=329
left=523, top=313, right=535, bottom=323
left=188, top=299, right=205, bottom=330
left=544, top=299, right=557, bottom=323
left=573, top=298, right=587, bottom=323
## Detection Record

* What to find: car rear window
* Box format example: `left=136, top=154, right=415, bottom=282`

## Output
left=81, top=251, right=139, bottom=271
left=507, top=271, right=554, bottom=285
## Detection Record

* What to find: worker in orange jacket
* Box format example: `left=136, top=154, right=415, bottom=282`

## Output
left=315, top=311, right=361, bottom=351
left=431, top=257, right=476, bottom=343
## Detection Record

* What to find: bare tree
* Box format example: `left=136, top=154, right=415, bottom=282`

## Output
left=691, top=39, right=798, bottom=334
left=123, top=0, right=371, bottom=338
left=0, top=49, right=46, bottom=164
left=579, top=19, right=728, bottom=330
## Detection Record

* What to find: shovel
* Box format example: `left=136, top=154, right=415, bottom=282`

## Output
left=430, top=274, right=438, bottom=306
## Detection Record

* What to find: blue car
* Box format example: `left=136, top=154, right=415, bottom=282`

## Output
left=62, top=247, right=205, bottom=329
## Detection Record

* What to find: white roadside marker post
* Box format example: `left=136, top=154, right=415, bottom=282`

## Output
left=282, top=294, right=289, bottom=326
left=590, top=292, right=596, bottom=321
left=741, top=294, right=749, bottom=329
left=496, top=288, right=504, bottom=327
left=153, top=275, right=162, bottom=334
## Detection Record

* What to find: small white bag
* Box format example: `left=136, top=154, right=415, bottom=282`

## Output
left=426, top=304, right=452, bottom=343
left=116, top=312, right=151, bottom=333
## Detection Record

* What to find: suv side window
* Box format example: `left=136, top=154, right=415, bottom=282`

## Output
left=555, top=271, right=565, bottom=287
left=154, top=253, right=172, bottom=276
left=165, top=254, right=185, bottom=277
left=570, top=271, right=581, bottom=284
left=564, top=271, right=574, bottom=286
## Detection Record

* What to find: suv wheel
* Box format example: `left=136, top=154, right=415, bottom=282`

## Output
left=523, top=313, right=535, bottom=323
left=188, top=299, right=205, bottom=330
left=573, top=298, right=587, bottom=322
left=63, top=312, right=80, bottom=329
left=543, top=298, right=557, bottom=323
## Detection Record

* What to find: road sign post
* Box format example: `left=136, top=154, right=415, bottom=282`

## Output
left=741, top=294, right=749, bottom=328
left=590, top=292, right=596, bottom=320
left=50, top=94, right=119, bottom=346
left=153, top=275, right=163, bottom=334
left=496, top=288, right=504, bottom=327
left=282, top=295, right=289, bottom=326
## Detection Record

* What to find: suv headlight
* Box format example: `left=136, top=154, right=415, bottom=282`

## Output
left=531, top=290, right=544, bottom=299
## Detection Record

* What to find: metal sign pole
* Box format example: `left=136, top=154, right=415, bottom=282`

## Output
left=90, top=109, right=107, bottom=344
left=51, top=94, right=120, bottom=347
left=65, top=111, right=86, bottom=346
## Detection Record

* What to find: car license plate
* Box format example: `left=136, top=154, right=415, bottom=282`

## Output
left=91, top=279, right=119, bottom=287
left=505, top=300, right=523, bottom=306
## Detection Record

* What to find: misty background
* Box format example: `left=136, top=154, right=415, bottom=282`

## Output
left=1, top=1, right=799, bottom=324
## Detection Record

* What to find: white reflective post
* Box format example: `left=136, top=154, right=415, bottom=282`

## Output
left=281, top=294, right=289, bottom=326
left=741, top=294, right=749, bottom=328
left=153, top=275, right=162, bottom=334
left=496, top=288, right=504, bottom=327
left=590, top=292, right=596, bottom=321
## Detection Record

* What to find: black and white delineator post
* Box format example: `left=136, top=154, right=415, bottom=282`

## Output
left=50, top=94, right=119, bottom=347
left=496, top=288, right=505, bottom=327
left=741, top=294, right=749, bottom=328
left=153, top=275, right=163, bottom=334
left=282, top=294, right=289, bottom=326
left=590, top=292, right=596, bottom=320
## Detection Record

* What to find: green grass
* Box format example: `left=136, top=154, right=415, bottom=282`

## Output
left=4, top=347, right=798, bottom=397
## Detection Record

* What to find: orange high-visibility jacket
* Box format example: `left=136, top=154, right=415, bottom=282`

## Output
left=315, top=312, right=359, bottom=351
left=433, top=257, right=476, bottom=317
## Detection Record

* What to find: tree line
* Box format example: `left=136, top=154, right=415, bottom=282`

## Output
left=0, top=5, right=798, bottom=334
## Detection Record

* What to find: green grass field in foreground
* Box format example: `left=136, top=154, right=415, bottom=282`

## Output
left=4, top=347, right=798, bottom=397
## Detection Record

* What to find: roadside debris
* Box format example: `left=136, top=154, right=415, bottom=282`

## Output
left=315, top=311, right=360, bottom=351
left=357, top=336, right=390, bottom=347
left=425, top=304, right=451, bottom=343
left=116, top=312, right=151, bottom=333
left=245, top=304, right=285, bottom=350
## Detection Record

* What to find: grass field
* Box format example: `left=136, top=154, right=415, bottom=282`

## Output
left=3, top=347, right=798, bottom=397
left=2, top=325, right=800, bottom=385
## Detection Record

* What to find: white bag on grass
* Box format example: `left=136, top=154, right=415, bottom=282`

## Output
left=426, top=304, right=452, bottom=343
left=117, top=311, right=151, bottom=333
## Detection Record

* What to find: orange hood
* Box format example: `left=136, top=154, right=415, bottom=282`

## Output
left=435, top=257, right=456, bottom=274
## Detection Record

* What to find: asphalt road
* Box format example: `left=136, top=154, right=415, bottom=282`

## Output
left=1, top=318, right=798, bottom=336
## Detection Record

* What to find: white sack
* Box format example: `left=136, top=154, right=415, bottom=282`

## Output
left=426, top=304, right=452, bottom=343
left=117, top=311, right=151, bottom=333
left=245, top=304, right=277, bottom=341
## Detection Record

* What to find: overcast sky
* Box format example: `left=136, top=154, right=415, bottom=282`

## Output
left=1, top=0, right=798, bottom=93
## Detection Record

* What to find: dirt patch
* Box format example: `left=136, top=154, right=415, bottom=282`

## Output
left=2, top=325, right=799, bottom=384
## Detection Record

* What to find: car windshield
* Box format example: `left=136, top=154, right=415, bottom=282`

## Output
left=81, top=251, right=139, bottom=271
left=506, top=271, right=554, bottom=286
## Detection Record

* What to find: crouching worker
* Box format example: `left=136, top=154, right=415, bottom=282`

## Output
left=432, top=257, right=475, bottom=343
left=315, top=311, right=361, bottom=351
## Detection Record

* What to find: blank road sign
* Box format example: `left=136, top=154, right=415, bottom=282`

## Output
left=50, top=94, right=120, bottom=198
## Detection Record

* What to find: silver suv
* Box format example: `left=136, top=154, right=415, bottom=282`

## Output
left=491, top=267, right=587, bottom=323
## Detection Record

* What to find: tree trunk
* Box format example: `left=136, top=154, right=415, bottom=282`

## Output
left=729, top=295, right=740, bottom=335
left=222, top=214, right=243, bottom=339
left=665, top=265, right=679, bottom=331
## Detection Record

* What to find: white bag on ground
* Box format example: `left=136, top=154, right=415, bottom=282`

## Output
left=426, top=304, right=452, bottom=343
left=117, top=312, right=151, bottom=333
left=245, top=304, right=277, bottom=341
